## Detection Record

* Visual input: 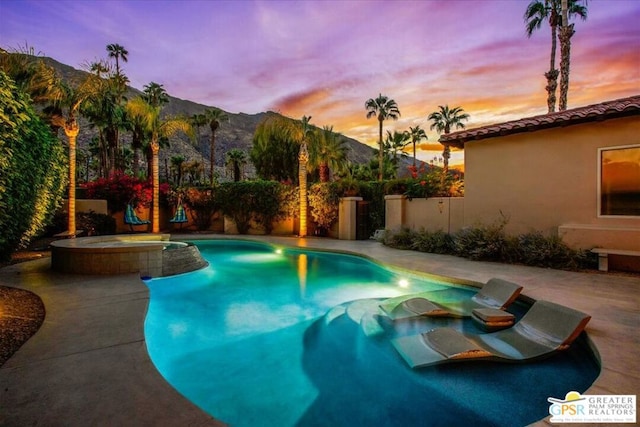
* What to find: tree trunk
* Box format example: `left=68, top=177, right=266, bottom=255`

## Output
left=558, top=23, right=574, bottom=111
left=378, top=117, right=384, bottom=181
left=64, top=123, right=80, bottom=236
left=132, top=148, right=140, bottom=178
left=546, top=22, right=559, bottom=113
left=319, top=162, right=329, bottom=183
left=442, top=145, right=450, bottom=176
left=412, top=141, right=417, bottom=168
left=233, top=163, right=241, bottom=182
left=151, top=142, right=160, bottom=233
left=544, top=69, right=559, bottom=113
left=299, top=143, right=309, bottom=237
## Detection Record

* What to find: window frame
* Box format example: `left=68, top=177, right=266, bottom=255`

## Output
left=597, top=144, right=640, bottom=218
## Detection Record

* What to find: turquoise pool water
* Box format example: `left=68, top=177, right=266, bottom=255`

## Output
left=143, top=240, right=600, bottom=427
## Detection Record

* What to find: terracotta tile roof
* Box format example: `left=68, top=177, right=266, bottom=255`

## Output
left=440, top=95, right=640, bottom=148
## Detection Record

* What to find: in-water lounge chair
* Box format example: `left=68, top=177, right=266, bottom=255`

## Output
left=124, top=203, right=151, bottom=231
left=380, top=278, right=523, bottom=320
left=391, top=300, right=591, bottom=368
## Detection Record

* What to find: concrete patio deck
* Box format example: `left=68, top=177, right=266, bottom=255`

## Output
left=1, top=235, right=638, bottom=426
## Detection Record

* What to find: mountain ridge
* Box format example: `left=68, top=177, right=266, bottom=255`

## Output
left=40, top=56, right=377, bottom=178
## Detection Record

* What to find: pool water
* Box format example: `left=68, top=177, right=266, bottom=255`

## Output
left=143, top=240, right=599, bottom=427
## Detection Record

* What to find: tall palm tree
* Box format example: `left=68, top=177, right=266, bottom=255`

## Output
left=170, top=155, right=185, bottom=186
left=408, top=125, right=428, bottom=168
left=106, top=43, right=128, bottom=77
left=203, top=108, right=229, bottom=185
left=49, top=76, right=101, bottom=236
left=365, top=93, right=401, bottom=181
left=126, top=97, right=194, bottom=233
left=558, top=0, right=588, bottom=111
left=309, top=125, right=349, bottom=182
left=190, top=112, right=208, bottom=145
left=525, top=0, right=561, bottom=113
left=225, top=149, right=247, bottom=182
left=428, top=105, right=470, bottom=176
left=298, top=115, right=313, bottom=238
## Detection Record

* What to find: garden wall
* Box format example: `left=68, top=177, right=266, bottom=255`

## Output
left=385, top=196, right=465, bottom=234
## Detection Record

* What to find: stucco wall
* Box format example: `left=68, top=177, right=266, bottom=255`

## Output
left=463, top=115, right=640, bottom=249
left=403, top=197, right=465, bottom=234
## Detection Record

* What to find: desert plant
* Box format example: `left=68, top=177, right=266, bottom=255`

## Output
left=454, top=218, right=511, bottom=261
left=515, top=231, right=582, bottom=269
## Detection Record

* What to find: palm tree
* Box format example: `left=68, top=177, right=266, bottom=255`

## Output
left=298, top=115, right=312, bottom=238
left=558, top=0, right=588, bottom=111
left=170, top=155, right=185, bottom=186
left=0, top=46, right=60, bottom=105
left=190, top=112, right=208, bottom=144
left=126, top=97, right=194, bottom=233
left=384, top=130, right=411, bottom=178
left=365, top=94, right=401, bottom=181
left=203, top=108, right=229, bottom=184
left=49, top=76, right=102, bottom=236
left=309, top=126, right=349, bottom=182
left=142, top=82, right=169, bottom=107
left=250, top=115, right=300, bottom=182
left=88, top=59, right=110, bottom=78
left=106, top=43, right=128, bottom=77
left=408, top=126, right=428, bottom=168
left=524, top=0, right=561, bottom=112
left=225, top=149, right=247, bottom=182
left=428, top=105, right=470, bottom=176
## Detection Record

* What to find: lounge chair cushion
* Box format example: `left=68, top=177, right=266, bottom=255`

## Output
left=380, top=278, right=523, bottom=320
left=391, top=300, right=591, bottom=368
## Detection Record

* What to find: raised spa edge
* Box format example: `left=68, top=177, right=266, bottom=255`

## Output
left=51, top=234, right=208, bottom=277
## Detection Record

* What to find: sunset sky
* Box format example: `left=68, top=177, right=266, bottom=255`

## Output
left=2, top=0, right=639, bottom=166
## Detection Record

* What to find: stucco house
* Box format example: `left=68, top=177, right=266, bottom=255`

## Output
left=438, top=95, right=639, bottom=266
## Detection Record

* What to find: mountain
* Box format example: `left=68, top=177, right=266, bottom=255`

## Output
left=40, top=56, right=377, bottom=178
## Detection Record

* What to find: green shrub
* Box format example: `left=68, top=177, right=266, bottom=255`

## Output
left=411, top=229, right=455, bottom=254
left=515, top=232, right=582, bottom=269
left=0, top=71, right=67, bottom=261
left=381, top=216, right=591, bottom=270
left=217, top=180, right=287, bottom=234
left=383, top=227, right=417, bottom=250
left=251, top=181, right=288, bottom=234
left=453, top=218, right=511, bottom=261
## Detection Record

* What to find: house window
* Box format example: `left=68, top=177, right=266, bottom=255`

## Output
left=599, top=145, right=640, bottom=217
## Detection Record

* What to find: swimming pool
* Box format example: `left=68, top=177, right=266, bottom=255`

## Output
left=143, top=240, right=599, bottom=427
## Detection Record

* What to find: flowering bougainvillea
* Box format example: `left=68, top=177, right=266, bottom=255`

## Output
left=86, top=172, right=170, bottom=213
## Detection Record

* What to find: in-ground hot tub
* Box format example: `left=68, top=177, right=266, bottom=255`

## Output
left=51, top=234, right=207, bottom=277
